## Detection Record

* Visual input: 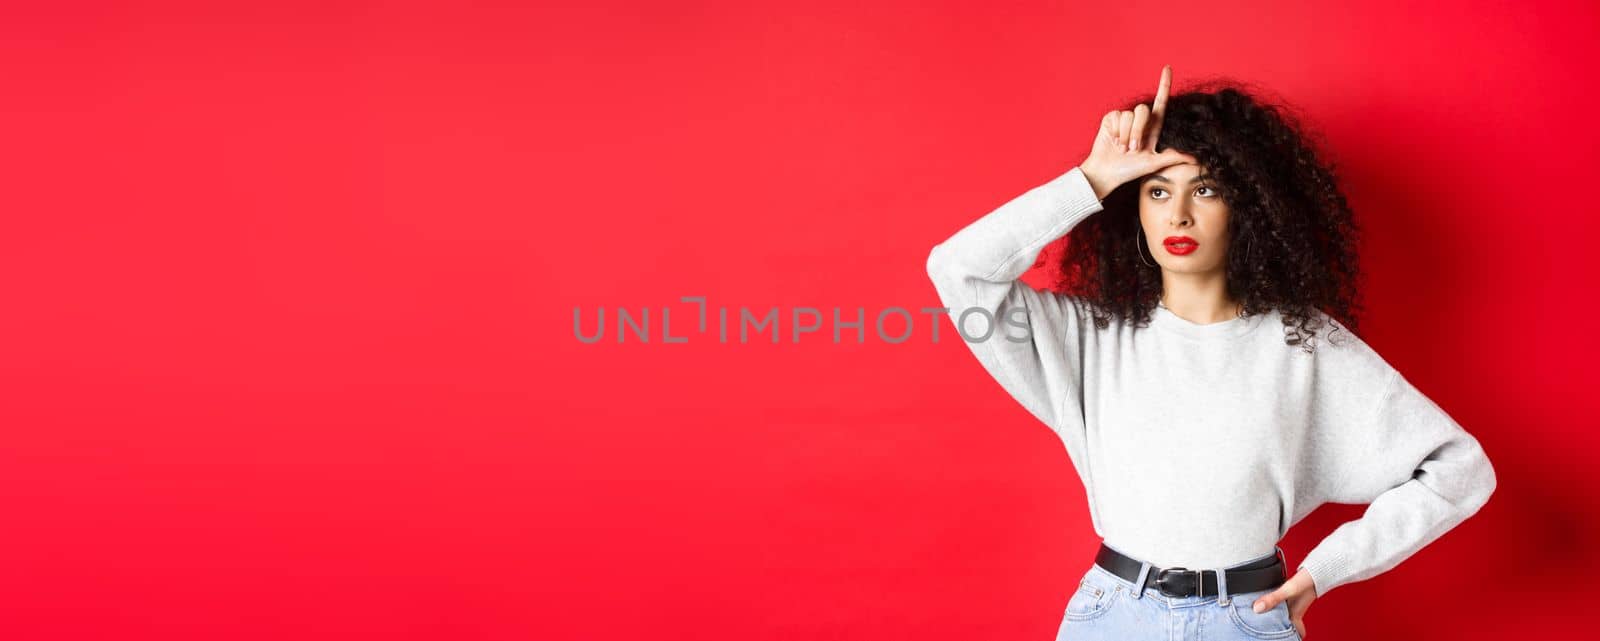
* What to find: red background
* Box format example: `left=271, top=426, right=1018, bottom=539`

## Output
left=2, top=1, right=1595, bottom=639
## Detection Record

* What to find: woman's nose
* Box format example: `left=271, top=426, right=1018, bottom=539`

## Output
left=1170, top=200, right=1194, bottom=225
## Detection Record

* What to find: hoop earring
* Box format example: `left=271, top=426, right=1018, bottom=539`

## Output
left=1227, top=235, right=1255, bottom=266
left=1135, top=227, right=1156, bottom=267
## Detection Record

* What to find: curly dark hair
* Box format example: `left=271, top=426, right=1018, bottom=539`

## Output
left=1051, top=78, right=1365, bottom=353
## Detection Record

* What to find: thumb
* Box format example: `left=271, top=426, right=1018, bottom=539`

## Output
left=1151, top=147, right=1198, bottom=167
left=1252, top=589, right=1285, bottom=613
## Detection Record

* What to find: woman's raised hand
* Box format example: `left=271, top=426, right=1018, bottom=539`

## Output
left=1080, top=65, right=1198, bottom=201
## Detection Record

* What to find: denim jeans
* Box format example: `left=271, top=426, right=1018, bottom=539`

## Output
left=1056, top=546, right=1302, bottom=641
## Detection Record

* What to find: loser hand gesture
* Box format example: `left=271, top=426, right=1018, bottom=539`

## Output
left=1081, top=65, right=1197, bottom=200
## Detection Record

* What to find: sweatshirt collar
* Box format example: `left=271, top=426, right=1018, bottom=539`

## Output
left=1151, top=297, right=1266, bottom=340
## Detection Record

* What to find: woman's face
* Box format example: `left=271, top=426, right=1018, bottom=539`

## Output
left=1137, top=162, right=1231, bottom=275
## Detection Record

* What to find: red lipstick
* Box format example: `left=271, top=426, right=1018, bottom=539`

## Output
left=1163, top=236, right=1198, bottom=256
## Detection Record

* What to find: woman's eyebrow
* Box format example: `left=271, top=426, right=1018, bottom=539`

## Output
left=1145, top=174, right=1213, bottom=184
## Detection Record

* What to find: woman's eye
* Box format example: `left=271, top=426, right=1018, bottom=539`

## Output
left=1148, top=188, right=1167, bottom=199
left=1196, top=186, right=1216, bottom=197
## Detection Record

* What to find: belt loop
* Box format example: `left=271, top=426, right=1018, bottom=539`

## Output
left=1132, top=561, right=1151, bottom=599
left=1215, top=566, right=1230, bottom=606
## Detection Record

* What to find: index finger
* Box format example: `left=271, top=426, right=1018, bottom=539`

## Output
left=1151, top=65, right=1172, bottom=118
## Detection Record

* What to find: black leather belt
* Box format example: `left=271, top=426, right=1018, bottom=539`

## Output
left=1094, top=542, right=1286, bottom=598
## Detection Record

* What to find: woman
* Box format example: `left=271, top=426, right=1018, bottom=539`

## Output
left=924, top=66, right=1497, bottom=640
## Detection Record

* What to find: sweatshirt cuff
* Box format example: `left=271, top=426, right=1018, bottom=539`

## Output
left=1041, top=165, right=1104, bottom=212
left=1298, top=550, right=1351, bottom=598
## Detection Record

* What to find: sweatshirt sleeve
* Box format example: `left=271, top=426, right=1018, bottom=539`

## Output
left=1297, top=364, right=1499, bottom=597
left=924, top=165, right=1103, bottom=439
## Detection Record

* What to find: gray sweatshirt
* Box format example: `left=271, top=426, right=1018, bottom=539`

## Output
left=924, top=165, right=1497, bottom=597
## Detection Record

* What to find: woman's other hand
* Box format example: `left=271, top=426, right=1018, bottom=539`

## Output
left=1080, top=64, right=1197, bottom=200
left=1252, top=568, right=1317, bottom=639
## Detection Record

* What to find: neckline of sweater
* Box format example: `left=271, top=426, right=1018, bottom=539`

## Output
left=1151, top=297, right=1267, bottom=340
